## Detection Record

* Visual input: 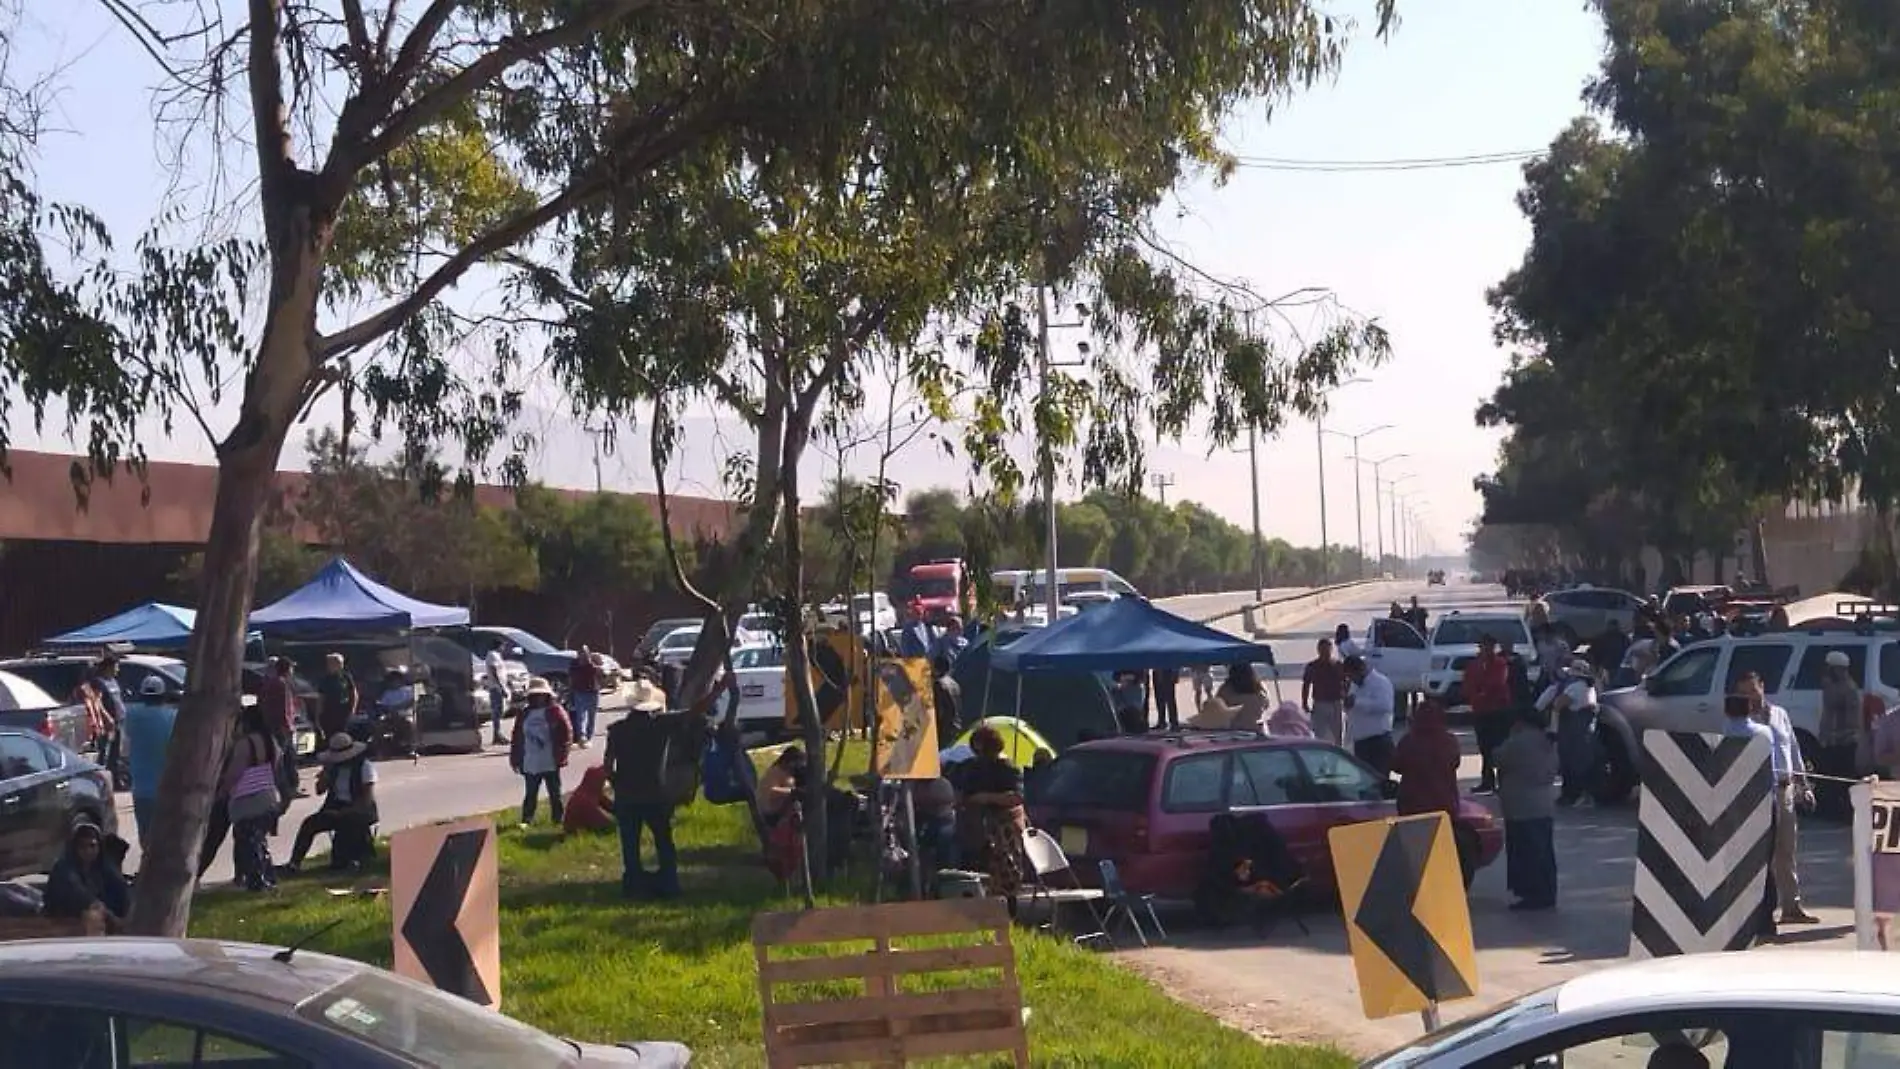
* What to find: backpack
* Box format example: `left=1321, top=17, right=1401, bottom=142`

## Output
left=701, top=730, right=753, bottom=806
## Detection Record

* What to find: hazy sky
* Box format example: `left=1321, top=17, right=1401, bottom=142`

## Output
left=9, top=1, right=1605, bottom=559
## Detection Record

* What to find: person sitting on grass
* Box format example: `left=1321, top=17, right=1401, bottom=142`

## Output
left=756, top=745, right=807, bottom=828
left=44, top=823, right=129, bottom=933
left=281, top=731, right=379, bottom=875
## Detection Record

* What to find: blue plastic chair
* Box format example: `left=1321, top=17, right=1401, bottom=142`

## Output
left=1098, top=859, right=1166, bottom=946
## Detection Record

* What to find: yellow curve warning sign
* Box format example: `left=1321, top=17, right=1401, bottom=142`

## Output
left=1328, top=812, right=1478, bottom=1020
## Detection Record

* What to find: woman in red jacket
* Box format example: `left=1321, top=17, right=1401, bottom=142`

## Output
left=510, top=677, right=573, bottom=827
left=1390, top=699, right=1462, bottom=819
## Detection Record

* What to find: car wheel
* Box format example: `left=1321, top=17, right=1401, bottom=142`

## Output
left=1452, top=821, right=1480, bottom=889
left=1592, top=727, right=1637, bottom=805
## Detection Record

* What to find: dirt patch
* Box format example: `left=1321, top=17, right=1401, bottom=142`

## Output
left=1122, top=948, right=1379, bottom=1057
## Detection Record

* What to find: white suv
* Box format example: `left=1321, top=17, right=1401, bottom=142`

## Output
left=1420, top=611, right=1537, bottom=708
left=1595, top=626, right=1900, bottom=803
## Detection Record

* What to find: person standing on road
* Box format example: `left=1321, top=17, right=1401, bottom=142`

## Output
left=1816, top=651, right=1862, bottom=819
left=1150, top=666, right=1181, bottom=731
left=1111, top=670, right=1149, bottom=734
left=1333, top=623, right=1362, bottom=660
left=604, top=680, right=708, bottom=899
left=123, top=676, right=179, bottom=842
left=1495, top=707, right=1559, bottom=911
left=1722, top=691, right=1779, bottom=940
left=1342, top=655, right=1396, bottom=778
left=511, top=677, right=572, bottom=826
left=1589, top=619, right=1629, bottom=687
left=484, top=646, right=509, bottom=746
left=1462, top=635, right=1511, bottom=794
left=1546, top=659, right=1600, bottom=808
left=1191, top=663, right=1216, bottom=707
left=1391, top=698, right=1460, bottom=819
left=568, top=645, right=601, bottom=749
left=86, top=656, right=128, bottom=787
left=260, top=658, right=305, bottom=799
left=1302, top=638, right=1348, bottom=745
left=898, top=598, right=935, bottom=659
left=316, top=653, right=358, bottom=739
left=1738, top=671, right=1819, bottom=926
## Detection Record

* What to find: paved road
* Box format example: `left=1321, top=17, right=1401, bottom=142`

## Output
left=123, top=689, right=637, bottom=886
left=1130, top=580, right=1863, bottom=1056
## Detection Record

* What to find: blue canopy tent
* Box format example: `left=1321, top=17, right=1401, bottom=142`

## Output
left=250, top=557, right=470, bottom=635
left=43, top=602, right=211, bottom=649
left=990, top=596, right=1270, bottom=673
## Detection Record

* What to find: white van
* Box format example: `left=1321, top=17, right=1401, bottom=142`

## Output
left=991, top=567, right=1140, bottom=608
left=1596, top=628, right=1900, bottom=803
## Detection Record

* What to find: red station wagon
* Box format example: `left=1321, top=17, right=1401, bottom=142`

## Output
left=1026, top=732, right=1503, bottom=900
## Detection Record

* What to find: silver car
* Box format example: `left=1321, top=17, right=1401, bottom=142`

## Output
left=1533, top=586, right=1646, bottom=646
left=0, top=937, right=690, bottom=1067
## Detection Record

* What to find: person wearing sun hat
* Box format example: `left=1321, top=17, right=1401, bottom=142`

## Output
left=281, top=731, right=379, bottom=875
left=605, top=676, right=708, bottom=899
left=510, top=677, right=573, bottom=827
left=1816, top=649, right=1863, bottom=819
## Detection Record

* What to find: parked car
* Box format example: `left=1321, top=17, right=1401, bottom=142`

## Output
left=0, top=670, right=90, bottom=755
left=1365, top=950, right=1900, bottom=1067
left=1533, top=585, right=1647, bottom=647
left=819, top=592, right=898, bottom=633
left=0, top=651, right=191, bottom=717
left=1662, top=584, right=1733, bottom=621
left=1024, top=732, right=1500, bottom=904
left=0, top=937, right=691, bottom=1067
left=0, top=730, right=116, bottom=879
left=634, top=617, right=702, bottom=661
left=1593, top=624, right=1900, bottom=804
left=1420, top=612, right=1537, bottom=708
left=729, top=641, right=788, bottom=740
left=460, top=626, right=623, bottom=693
left=652, top=625, right=706, bottom=669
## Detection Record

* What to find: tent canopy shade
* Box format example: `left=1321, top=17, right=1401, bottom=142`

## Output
left=43, top=602, right=205, bottom=648
left=250, top=558, right=470, bottom=635
left=989, top=596, right=1271, bottom=674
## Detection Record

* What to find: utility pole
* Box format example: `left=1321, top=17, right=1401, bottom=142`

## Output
left=1362, top=454, right=1408, bottom=572
left=1323, top=423, right=1391, bottom=580
left=1035, top=282, right=1089, bottom=621
left=1316, top=418, right=1329, bottom=582
left=582, top=421, right=606, bottom=493
left=1248, top=428, right=1264, bottom=599
left=1150, top=472, right=1174, bottom=507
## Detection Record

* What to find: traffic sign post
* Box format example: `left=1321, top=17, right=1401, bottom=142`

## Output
left=1327, top=812, right=1478, bottom=1028
left=392, top=816, right=501, bottom=1009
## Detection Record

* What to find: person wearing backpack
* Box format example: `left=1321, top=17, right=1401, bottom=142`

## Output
left=604, top=679, right=707, bottom=899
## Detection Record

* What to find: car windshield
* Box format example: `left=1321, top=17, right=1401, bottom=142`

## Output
left=1432, top=618, right=1528, bottom=648
left=1363, top=988, right=1559, bottom=1067
left=298, top=969, right=577, bottom=1066
left=913, top=577, right=957, bottom=598
left=738, top=614, right=774, bottom=634
left=1030, top=750, right=1155, bottom=810
left=662, top=630, right=700, bottom=649
left=488, top=628, right=561, bottom=656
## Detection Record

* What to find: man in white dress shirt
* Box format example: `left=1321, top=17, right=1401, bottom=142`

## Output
left=1737, top=671, right=1819, bottom=926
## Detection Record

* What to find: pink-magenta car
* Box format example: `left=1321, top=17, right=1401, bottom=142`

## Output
left=1025, top=731, right=1502, bottom=901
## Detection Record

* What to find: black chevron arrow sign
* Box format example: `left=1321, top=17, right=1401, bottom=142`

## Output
left=400, top=828, right=492, bottom=1005
left=1629, top=732, right=1772, bottom=958
left=1352, top=818, right=1474, bottom=1003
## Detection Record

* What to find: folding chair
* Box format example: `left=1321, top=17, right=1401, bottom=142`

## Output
left=1017, top=828, right=1113, bottom=948
left=1098, top=859, right=1166, bottom=947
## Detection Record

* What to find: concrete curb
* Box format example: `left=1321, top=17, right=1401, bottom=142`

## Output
left=1194, top=579, right=1418, bottom=638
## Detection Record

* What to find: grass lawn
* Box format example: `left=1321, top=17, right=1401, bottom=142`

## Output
left=189, top=739, right=1349, bottom=1068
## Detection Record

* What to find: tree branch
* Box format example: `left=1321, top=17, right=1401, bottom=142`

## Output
left=327, top=0, right=648, bottom=187
left=247, top=0, right=296, bottom=252
left=339, top=0, right=373, bottom=72
left=320, top=93, right=736, bottom=359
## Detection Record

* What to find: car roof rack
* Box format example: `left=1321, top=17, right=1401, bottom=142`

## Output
left=1143, top=730, right=1261, bottom=748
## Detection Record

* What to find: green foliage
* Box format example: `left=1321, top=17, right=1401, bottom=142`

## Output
left=171, top=526, right=323, bottom=605
left=511, top=484, right=671, bottom=642
left=295, top=428, right=539, bottom=601
left=1478, top=1, right=1900, bottom=577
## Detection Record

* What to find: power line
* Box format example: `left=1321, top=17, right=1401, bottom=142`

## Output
left=1229, top=149, right=1543, bottom=173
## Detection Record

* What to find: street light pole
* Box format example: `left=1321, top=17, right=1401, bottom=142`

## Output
left=1248, top=428, right=1264, bottom=599
left=1035, top=282, right=1088, bottom=621
left=1314, top=378, right=1372, bottom=583
left=1322, top=423, right=1391, bottom=580
left=1362, top=454, right=1409, bottom=571
left=1382, top=475, right=1415, bottom=574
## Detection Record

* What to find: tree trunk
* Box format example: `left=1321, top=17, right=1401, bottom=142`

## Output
left=128, top=385, right=300, bottom=935
left=128, top=210, right=322, bottom=934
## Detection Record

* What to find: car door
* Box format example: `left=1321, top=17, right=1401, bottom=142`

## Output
left=1287, top=745, right=1390, bottom=890
left=1366, top=618, right=1428, bottom=692
left=1146, top=752, right=1230, bottom=894
left=0, top=731, right=59, bottom=875
left=1639, top=643, right=1725, bottom=730
left=1228, top=746, right=1332, bottom=880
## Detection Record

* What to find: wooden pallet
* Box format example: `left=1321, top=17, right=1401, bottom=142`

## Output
left=753, top=897, right=1029, bottom=1068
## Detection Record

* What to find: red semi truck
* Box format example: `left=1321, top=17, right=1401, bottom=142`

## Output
left=908, top=559, right=972, bottom=621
